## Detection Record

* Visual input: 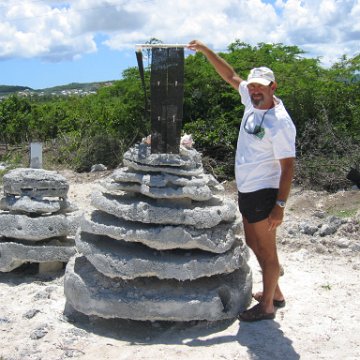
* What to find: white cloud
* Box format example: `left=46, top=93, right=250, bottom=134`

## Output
left=0, top=1, right=87, bottom=60
left=273, top=0, right=359, bottom=64
left=0, top=0, right=139, bottom=60
left=0, top=0, right=359, bottom=65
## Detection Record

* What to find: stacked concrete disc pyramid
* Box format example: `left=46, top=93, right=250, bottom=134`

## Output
left=0, top=168, right=80, bottom=272
left=64, top=144, right=252, bottom=321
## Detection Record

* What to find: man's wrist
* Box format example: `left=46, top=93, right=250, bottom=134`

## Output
left=275, top=200, right=286, bottom=208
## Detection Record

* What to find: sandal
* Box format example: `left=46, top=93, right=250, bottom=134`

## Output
left=238, top=304, right=275, bottom=322
left=273, top=299, right=286, bottom=308
left=252, top=292, right=286, bottom=308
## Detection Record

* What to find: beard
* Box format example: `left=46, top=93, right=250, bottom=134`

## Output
left=251, top=94, right=265, bottom=107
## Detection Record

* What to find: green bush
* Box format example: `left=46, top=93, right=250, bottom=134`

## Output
left=0, top=42, right=359, bottom=191
left=52, top=134, right=126, bottom=172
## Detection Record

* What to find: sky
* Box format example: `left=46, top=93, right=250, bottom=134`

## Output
left=0, top=0, right=359, bottom=89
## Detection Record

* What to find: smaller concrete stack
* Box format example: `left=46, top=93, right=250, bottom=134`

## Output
left=64, top=144, right=252, bottom=322
left=0, top=168, right=80, bottom=272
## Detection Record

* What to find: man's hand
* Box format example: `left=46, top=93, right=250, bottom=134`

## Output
left=268, top=206, right=284, bottom=231
left=187, top=40, right=206, bottom=53
left=187, top=40, right=242, bottom=90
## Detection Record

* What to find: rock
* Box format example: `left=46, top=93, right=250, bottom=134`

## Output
left=313, top=210, right=326, bottom=219
left=64, top=256, right=252, bottom=322
left=23, top=309, right=40, bottom=319
left=123, top=158, right=204, bottom=177
left=0, top=212, right=81, bottom=240
left=100, top=177, right=214, bottom=201
left=30, top=326, right=48, bottom=340
left=299, top=222, right=318, bottom=236
left=319, top=224, right=338, bottom=237
left=91, top=164, right=107, bottom=172
left=335, top=237, right=351, bottom=249
left=0, top=196, right=76, bottom=214
left=64, top=144, right=251, bottom=322
left=81, top=210, right=240, bottom=253
left=75, top=231, right=249, bottom=281
left=64, top=144, right=251, bottom=321
left=123, top=144, right=202, bottom=169
left=0, top=317, right=11, bottom=324
left=91, top=191, right=237, bottom=229
left=350, top=243, right=360, bottom=252
left=0, top=162, right=7, bottom=171
left=109, top=168, right=223, bottom=192
left=3, top=168, right=69, bottom=198
left=0, top=168, right=79, bottom=272
left=0, top=238, right=76, bottom=272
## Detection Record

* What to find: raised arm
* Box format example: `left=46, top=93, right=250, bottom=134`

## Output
left=187, top=40, right=243, bottom=90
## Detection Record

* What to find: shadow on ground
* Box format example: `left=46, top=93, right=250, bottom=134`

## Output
left=64, top=303, right=300, bottom=360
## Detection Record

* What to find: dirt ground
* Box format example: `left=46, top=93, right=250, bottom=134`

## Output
left=0, top=171, right=359, bottom=360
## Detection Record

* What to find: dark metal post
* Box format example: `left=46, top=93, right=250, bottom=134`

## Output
left=150, top=47, right=184, bottom=154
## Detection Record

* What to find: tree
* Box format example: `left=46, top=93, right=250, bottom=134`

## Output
left=1, top=40, right=359, bottom=189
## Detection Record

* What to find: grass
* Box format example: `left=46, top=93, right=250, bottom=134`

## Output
left=328, top=208, right=358, bottom=218
left=321, top=284, right=332, bottom=290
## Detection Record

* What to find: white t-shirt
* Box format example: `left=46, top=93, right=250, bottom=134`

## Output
left=235, top=81, right=296, bottom=193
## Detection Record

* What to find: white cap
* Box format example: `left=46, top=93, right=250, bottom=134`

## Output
left=247, top=67, right=275, bottom=86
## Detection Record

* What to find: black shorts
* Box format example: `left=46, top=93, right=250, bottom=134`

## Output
left=238, top=188, right=278, bottom=224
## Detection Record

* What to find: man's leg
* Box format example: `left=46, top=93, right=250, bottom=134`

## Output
left=243, top=217, right=284, bottom=314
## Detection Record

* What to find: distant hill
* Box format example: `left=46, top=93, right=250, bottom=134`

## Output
left=41, top=81, right=114, bottom=93
left=0, top=81, right=115, bottom=97
left=0, top=85, right=33, bottom=96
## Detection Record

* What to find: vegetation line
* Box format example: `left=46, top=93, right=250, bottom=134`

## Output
left=0, top=41, right=359, bottom=191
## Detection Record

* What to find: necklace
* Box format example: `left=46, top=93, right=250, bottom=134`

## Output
left=243, top=108, right=271, bottom=135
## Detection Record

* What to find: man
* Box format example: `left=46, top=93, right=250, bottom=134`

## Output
left=187, top=40, right=296, bottom=322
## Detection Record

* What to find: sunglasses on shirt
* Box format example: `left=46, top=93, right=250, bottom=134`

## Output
left=243, top=108, right=271, bottom=135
